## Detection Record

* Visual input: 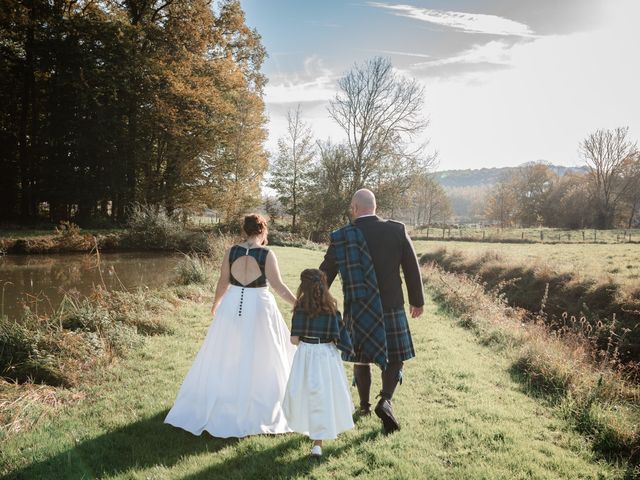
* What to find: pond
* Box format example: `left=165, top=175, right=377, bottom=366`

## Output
left=0, top=252, right=182, bottom=320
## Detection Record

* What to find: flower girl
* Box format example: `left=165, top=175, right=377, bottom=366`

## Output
left=283, top=269, right=355, bottom=457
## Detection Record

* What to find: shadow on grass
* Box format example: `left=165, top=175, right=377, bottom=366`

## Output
left=7, top=410, right=383, bottom=480
left=181, top=428, right=382, bottom=480
left=7, top=410, right=236, bottom=479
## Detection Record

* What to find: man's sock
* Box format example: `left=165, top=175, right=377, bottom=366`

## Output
left=380, top=361, right=404, bottom=401
left=353, top=364, right=372, bottom=407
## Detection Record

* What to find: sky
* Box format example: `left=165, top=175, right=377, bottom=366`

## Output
left=241, top=0, right=640, bottom=171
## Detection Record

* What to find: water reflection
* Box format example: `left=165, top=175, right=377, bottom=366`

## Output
left=0, top=252, right=181, bottom=319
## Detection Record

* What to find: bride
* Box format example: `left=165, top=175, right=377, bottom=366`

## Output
left=164, top=213, right=297, bottom=437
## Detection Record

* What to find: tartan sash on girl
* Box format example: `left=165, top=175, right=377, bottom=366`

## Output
left=329, top=224, right=388, bottom=370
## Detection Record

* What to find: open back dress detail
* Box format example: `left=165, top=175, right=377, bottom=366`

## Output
left=164, top=246, right=296, bottom=438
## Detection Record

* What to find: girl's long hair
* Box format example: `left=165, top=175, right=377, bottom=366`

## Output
left=295, top=269, right=338, bottom=317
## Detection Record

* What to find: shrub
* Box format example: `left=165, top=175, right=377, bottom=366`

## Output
left=173, top=254, right=212, bottom=286
left=122, top=204, right=184, bottom=250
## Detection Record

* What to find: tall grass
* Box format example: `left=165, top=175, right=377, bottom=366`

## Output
left=421, top=247, right=640, bottom=366
left=422, top=263, right=640, bottom=463
left=0, top=287, right=175, bottom=387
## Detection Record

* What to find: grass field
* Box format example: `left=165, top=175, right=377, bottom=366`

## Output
left=409, top=227, right=640, bottom=244
left=412, top=240, right=640, bottom=286
left=0, top=246, right=633, bottom=479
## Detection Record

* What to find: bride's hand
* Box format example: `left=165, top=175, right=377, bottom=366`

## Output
left=211, top=303, right=217, bottom=316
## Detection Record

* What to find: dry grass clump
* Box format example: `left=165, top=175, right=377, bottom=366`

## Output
left=0, top=380, right=84, bottom=440
left=0, top=286, right=178, bottom=439
left=1, top=287, right=174, bottom=388
left=422, top=263, right=640, bottom=463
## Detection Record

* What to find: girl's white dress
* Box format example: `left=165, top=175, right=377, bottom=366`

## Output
left=283, top=341, right=355, bottom=440
left=164, top=246, right=296, bottom=438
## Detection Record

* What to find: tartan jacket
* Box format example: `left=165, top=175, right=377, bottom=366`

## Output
left=290, top=309, right=355, bottom=356
left=328, top=224, right=388, bottom=370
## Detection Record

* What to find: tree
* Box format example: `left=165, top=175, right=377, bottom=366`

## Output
left=0, top=0, right=268, bottom=224
left=619, top=153, right=640, bottom=228
left=581, top=127, right=638, bottom=228
left=328, top=57, right=432, bottom=201
left=485, top=175, right=517, bottom=228
left=511, top=162, right=557, bottom=227
left=298, top=140, right=352, bottom=241
left=406, top=173, right=451, bottom=237
left=268, top=105, right=315, bottom=231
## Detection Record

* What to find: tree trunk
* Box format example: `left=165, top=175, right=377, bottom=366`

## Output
left=18, top=4, right=35, bottom=220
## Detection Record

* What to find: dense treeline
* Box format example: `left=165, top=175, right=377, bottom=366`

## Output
left=485, top=129, right=640, bottom=229
left=0, top=0, right=267, bottom=224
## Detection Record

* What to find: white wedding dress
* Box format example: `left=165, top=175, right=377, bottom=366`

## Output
left=164, top=246, right=296, bottom=437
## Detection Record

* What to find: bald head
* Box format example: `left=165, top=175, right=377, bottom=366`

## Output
left=351, top=189, right=377, bottom=218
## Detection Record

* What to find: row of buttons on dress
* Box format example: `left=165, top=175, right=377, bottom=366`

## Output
left=238, top=287, right=245, bottom=316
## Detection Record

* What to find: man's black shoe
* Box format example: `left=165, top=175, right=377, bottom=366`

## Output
left=374, top=398, right=400, bottom=434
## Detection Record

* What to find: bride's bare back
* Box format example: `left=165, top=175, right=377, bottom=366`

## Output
left=230, top=252, right=262, bottom=286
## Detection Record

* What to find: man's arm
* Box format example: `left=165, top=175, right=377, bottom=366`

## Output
left=319, top=243, right=339, bottom=288
left=400, top=226, right=424, bottom=316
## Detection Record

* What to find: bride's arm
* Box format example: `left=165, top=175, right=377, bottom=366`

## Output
left=210, top=248, right=231, bottom=315
left=265, top=250, right=297, bottom=306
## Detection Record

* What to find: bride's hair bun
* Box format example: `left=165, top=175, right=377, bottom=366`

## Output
left=243, top=213, right=268, bottom=237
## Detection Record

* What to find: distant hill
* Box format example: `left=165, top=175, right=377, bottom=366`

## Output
left=434, top=165, right=589, bottom=189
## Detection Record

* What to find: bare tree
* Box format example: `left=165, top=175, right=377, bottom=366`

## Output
left=581, top=127, right=638, bottom=228
left=268, top=105, right=315, bottom=231
left=328, top=57, right=432, bottom=196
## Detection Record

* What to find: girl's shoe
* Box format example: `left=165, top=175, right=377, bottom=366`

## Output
left=310, top=445, right=322, bottom=457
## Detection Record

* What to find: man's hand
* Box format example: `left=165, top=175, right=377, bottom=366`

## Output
left=409, top=305, right=423, bottom=318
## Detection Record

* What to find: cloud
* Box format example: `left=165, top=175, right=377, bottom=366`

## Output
left=421, top=0, right=640, bottom=169
left=368, top=2, right=536, bottom=37
left=359, top=48, right=431, bottom=59
left=264, top=55, right=337, bottom=104
left=414, top=40, right=514, bottom=69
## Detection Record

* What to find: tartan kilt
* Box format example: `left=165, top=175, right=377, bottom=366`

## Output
left=383, top=308, right=415, bottom=363
left=345, top=308, right=415, bottom=365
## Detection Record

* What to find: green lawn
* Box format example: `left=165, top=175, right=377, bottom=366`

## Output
left=0, top=246, right=630, bottom=479
left=413, top=240, right=640, bottom=286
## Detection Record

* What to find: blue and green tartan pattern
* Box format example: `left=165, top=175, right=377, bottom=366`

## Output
left=330, top=225, right=388, bottom=369
left=383, top=308, right=416, bottom=363
left=290, top=309, right=355, bottom=356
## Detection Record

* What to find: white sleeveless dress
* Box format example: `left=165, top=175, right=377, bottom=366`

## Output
left=164, top=246, right=296, bottom=437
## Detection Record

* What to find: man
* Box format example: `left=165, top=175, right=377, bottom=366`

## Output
left=320, top=188, right=424, bottom=434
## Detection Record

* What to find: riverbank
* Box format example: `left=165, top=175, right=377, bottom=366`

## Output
left=1, top=246, right=636, bottom=478
left=0, top=224, right=322, bottom=255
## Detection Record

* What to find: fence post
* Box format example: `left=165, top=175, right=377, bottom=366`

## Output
left=582, top=230, right=585, bottom=241
left=594, top=230, right=597, bottom=242
left=540, top=231, right=544, bottom=241
left=482, top=230, right=485, bottom=240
